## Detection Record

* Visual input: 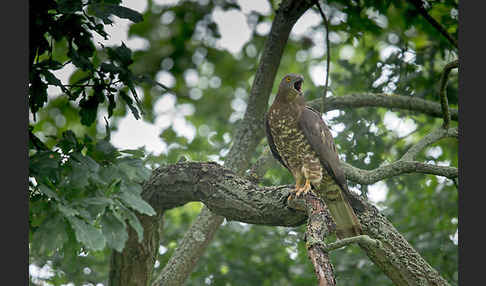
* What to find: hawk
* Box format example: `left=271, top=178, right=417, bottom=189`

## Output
left=265, top=73, right=362, bottom=239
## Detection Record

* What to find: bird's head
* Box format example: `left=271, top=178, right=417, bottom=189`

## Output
left=277, top=73, right=304, bottom=101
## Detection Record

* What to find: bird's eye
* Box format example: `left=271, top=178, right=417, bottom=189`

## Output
left=285, top=77, right=291, bottom=82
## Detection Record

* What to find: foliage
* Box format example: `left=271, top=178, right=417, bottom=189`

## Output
left=29, top=0, right=458, bottom=285
left=29, top=0, right=154, bottom=284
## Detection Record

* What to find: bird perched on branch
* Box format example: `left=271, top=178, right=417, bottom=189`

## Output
left=265, top=73, right=362, bottom=239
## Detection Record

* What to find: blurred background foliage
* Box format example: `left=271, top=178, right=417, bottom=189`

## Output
left=29, top=0, right=458, bottom=285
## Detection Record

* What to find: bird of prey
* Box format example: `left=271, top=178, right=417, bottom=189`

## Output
left=265, top=73, right=362, bottom=239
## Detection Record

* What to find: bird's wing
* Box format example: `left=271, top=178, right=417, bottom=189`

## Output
left=297, top=106, right=348, bottom=192
left=265, top=112, right=290, bottom=171
left=299, top=106, right=364, bottom=238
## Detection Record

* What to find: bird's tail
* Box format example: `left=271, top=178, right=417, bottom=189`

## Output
left=317, top=183, right=362, bottom=239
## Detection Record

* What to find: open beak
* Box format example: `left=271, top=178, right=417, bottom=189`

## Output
left=294, top=78, right=303, bottom=93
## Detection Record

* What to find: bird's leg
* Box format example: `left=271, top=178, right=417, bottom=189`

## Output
left=296, top=163, right=319, bottom=197
left=295, top=178, right=311, bottom=197
left=293, top=173, right=305, bottom=194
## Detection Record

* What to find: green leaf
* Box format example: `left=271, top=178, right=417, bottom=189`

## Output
left=118, top=191, right=156, bottom=216
left=71, top=152, right=100, bottom=172
left=80, top=197, right=114, bottom=206
left=108, top=43, right=133, bottom=67
left=57, top=130, right=79, bottom=153
left=100, top=62, right=121, bottom=73
left=101, top=212, right=128, bottom=252
left=67, top=216, right=106, bottom=251
left=107, top=5, right=143, bottom=23
left=38, top=184, right=60, bottom=200
left=119, top=148, right=145, bottom=158
left=69, top=161, right=91, bottom=188
left=118, top=158, right=151, bottom=181
left=29, top=73, right=48, bottom=118
left=32, top=215, right=69, bottom=255
left=90, top=139, right=119, bottom=162
left=79, top=95, right=100, bottom=126
left=58, top=204, right=79, bottom=217
left=34, top=59, right=64, bottom=70
left=107, top=92, right=116, bottom=118
left=119, top=90, right=140, bottom=119
left=41, top=70, right=63, bottom=86
left=57, top=0, right=83, bottom=13
left=68, top=47, right=93, bottom=71
left=29, top=151, right=60, bottom=181
left=122, top=209, right=144, bottom=242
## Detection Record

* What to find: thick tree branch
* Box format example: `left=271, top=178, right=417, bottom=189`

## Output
left=308, top=93, right=458, bottom=121
left=142, top=161, right=450, bottom=286
left=438, top=60, right=459, bottom=128
left=144, top=162, right=306, bottom=226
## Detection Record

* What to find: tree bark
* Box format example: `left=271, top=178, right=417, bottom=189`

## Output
left=304, top=194, right=336, bottom=286
left=109, top=212, right=163, bottom=286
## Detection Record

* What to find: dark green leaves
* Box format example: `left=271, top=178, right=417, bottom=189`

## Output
left=101, top=212, right=128, bottom=252
left=68, top=216, right=106, bottom=251
left=106, top=4, right=143, bottom=23
left=31, top=214, right=69, bottom=255
left=57, top=0, right=83, bottom=14
left=118, top=191, right=156, bottom=216
left=29, top=0, right=145, bottom=124
left=29, top=131, right=154, bottom=255
left=119, top=90, right=141, bottom=119
left=29, top=73, right=48, bottom=118
left=90, top=3, right=143, bottom=24
left=107, top=43, right=133, bottom=67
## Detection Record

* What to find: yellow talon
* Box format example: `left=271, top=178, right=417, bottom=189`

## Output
left=295, top=179, right=311, bottom=197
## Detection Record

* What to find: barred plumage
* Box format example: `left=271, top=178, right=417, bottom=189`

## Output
left=265, top=73, right=362, bottom=239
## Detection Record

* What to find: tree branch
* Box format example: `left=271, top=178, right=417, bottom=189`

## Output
left=304, top=194, right=336, bottom=286
left=151, top=207, right=224, bottom=286
left=142, top=161, right=450, bottom=286
left=342, top=160, right=457, bottom=185
left=407, top=0, right=458, bottom=49
left=400, top=127, right=458, bottom=161
left=250, top=146, right=457, bottom=187
left=308, top=93, right=458, bottom=121
left=438, top=60, right=459, bottom=128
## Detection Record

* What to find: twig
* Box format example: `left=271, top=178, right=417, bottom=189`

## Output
left=314, top=0, right=331, bottom=113
left=408, top=0, right=458, bottom=49
left=438, top=60, right=459, bottom=128
left=320, top=235, right=381, bottom=252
